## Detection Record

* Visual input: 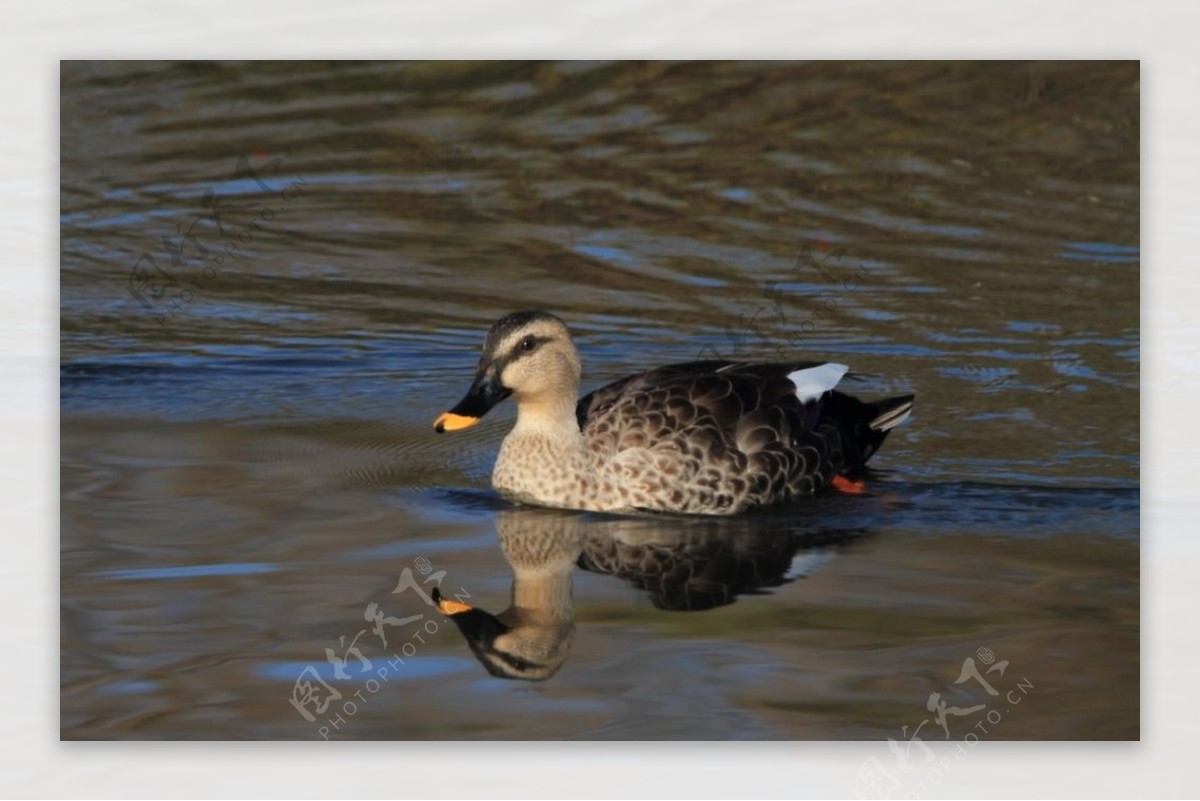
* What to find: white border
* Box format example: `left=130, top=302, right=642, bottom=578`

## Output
left=6, top=0, right=1195, bottom=797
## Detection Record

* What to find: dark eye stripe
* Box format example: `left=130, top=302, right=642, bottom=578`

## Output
left=508, top=335, right=550, bottom=361
left=489, top=647, right=544, bottom=673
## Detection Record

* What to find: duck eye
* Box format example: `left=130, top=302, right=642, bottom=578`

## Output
left=519, top=336, right=537, bottom=352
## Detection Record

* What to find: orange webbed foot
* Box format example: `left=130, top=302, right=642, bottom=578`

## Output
left=830, top=474, right=868, bottom=495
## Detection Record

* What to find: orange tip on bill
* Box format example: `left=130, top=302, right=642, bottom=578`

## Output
left=434, top=412, right=481, bottom=433
left=435, top=598, right=474, bottom=615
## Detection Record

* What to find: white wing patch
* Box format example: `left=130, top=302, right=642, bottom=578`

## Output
left=788, top=363, right=849, bottom=404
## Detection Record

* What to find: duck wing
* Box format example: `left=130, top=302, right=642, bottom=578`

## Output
left=576, top=359, right=843, bottom=435
left=576, top=360, right=912, bottom=507
left=576, top=359, right=831, bottom=429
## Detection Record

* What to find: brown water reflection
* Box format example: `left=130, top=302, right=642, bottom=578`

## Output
left=61, top=61, right=1137, bottom=740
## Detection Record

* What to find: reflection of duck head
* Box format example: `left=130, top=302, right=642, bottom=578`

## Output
left=434, top=508, right=584, bottom=681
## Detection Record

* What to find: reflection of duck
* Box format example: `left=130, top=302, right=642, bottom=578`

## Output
left=435, top=506, right=866, bottom=680
left=433, top=311, right=913, bottom=515
left=433, top=508, right=583, bottom=681
left=578, top=516, right=864, bottom=612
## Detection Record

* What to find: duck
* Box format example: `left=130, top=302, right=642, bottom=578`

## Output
left=433, top=310, right=913, bottom=515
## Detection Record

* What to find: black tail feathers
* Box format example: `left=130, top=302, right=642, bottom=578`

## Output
left=823, top=392, right=914, bottom=474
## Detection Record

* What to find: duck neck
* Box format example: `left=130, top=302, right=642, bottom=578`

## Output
left=511, top=391, right=584, bottom=449
left=494, top=391, right=588, bottom=503
left=497, top=511, right=584, bottom=626
left=506, top=570, right=574, bottom=626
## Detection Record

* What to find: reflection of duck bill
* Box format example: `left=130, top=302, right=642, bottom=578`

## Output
left=431, top=588, right=474, bottom=616
left=432, top=587, right=564, bottom=682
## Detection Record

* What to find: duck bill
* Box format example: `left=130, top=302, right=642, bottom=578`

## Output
left=433, top=370, right=510, bottom=433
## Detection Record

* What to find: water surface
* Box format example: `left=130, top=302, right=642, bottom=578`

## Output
left=60, top=60, right=1138, bottom=740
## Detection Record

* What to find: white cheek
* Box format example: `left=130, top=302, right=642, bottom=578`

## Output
left=502, top=359, right=531, bottom=389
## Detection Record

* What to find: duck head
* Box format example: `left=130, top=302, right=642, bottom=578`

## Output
left=434, top=310, right=582, bottom=433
